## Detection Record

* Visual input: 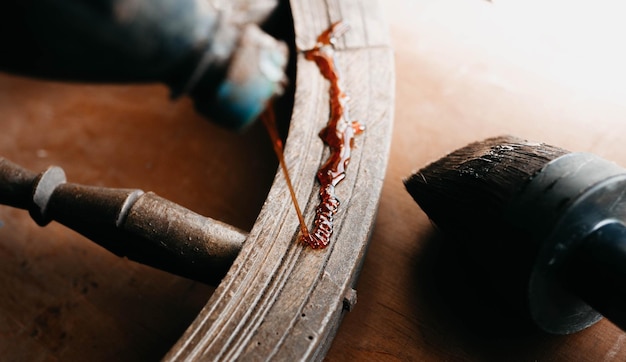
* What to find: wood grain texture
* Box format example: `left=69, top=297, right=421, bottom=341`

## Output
left=164, top=0, right=394, bottom=360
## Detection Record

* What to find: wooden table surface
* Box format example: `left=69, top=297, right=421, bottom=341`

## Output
left=2, top=0, right=626, bottom=360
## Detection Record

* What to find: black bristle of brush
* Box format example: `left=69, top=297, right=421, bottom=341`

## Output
left=404, top=135, right=568, bottom=232
left=403, top=135, right=570, bottom=331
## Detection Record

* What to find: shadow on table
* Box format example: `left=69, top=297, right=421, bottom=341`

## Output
left=410, top=229, right=567, bottom=361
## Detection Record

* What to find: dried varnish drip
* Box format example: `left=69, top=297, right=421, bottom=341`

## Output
left=302, top=21, right=364, bottom=249
left=404, top=135, right=569, bottom=232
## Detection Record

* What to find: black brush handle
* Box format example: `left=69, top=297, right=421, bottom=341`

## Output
left=563, top=221, right=626, bottom=331
left=0, top=157, right=244, bottom=284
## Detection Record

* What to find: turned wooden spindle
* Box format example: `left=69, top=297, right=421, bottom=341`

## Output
left=0, top=157, right=246, bottom=284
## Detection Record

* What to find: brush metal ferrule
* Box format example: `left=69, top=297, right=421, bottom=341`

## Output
left=507, top=152, right=626, bottom=334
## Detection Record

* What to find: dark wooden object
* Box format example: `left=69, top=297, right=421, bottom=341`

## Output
left=0, top=158, right=244, bottom=284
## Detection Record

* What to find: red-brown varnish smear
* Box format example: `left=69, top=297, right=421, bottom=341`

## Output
left=302, top=21, right=365, bottom=249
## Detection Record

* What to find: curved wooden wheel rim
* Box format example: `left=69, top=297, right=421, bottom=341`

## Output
left=165, top=0, right=394, bottom=360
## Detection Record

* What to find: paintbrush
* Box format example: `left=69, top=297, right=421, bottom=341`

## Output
left=404, top=135, right=626, bottom=335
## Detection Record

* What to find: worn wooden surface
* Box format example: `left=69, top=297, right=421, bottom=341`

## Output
left=164, top=0, right=393, bottom=360
left=2, top=0, right=626, bottom=361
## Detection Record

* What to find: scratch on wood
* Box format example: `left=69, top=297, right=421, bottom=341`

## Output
left=606, top=334, right=626, bottom=360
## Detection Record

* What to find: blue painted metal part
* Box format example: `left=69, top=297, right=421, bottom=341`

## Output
left=0, top=0, right=287, bottom=129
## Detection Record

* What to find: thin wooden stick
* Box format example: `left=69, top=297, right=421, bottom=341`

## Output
left=261, top=104, right=311, bottom=239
